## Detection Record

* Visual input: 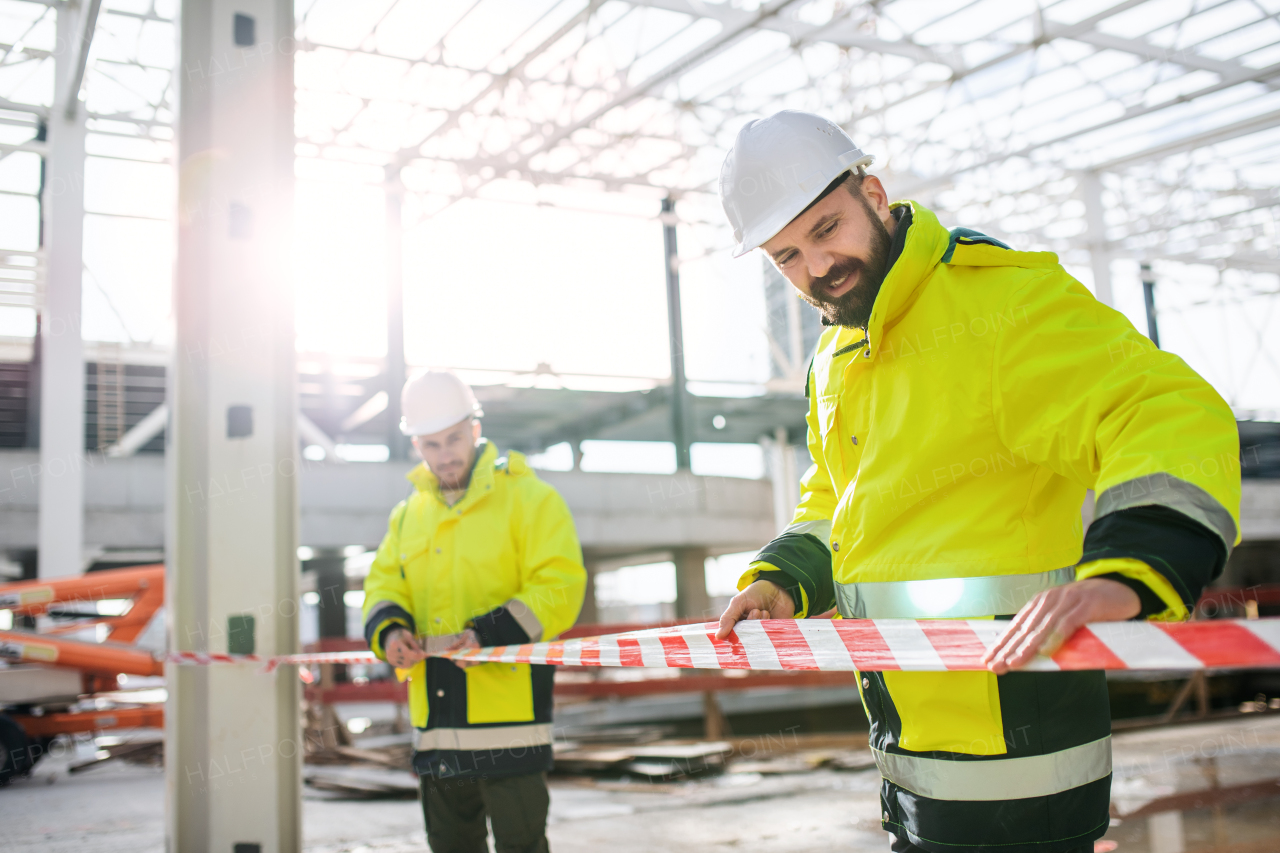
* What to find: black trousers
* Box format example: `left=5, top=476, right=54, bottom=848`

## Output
left=890, top=835, right=1093, bottom=853
left=419, top=772, right=550, bottom=853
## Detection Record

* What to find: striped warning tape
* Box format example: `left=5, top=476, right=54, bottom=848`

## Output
left=443, top=618, right=1280, bottom=672
left=148, top=618, right=1280, bottom=673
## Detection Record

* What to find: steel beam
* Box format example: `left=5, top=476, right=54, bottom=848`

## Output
left=63, top=0, right=103, bottom=119
left=169, top=2, right=300, bottom=851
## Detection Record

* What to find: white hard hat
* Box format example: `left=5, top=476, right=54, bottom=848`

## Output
left=399, top=370, right=483, bottom=437
left=719, top=111, right=874, bottom=258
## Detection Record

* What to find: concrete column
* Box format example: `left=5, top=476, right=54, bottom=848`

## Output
left=1080, top=170, right=1113, bottom=307
left=167, top=3, right=300, bottom=852
left=577, top=559, right=599, bottom=626
left=673, top=547, right=711, bottom=619
left=766, top=426, right=798, bottom=534
left=37, top=3, right=88, bottom=578
left=308, top=549, right=346, bottom=639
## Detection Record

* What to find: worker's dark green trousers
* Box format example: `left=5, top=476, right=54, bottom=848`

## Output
left=419, top=771, right=550, bottom=853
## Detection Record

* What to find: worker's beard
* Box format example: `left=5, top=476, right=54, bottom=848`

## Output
left=801, top=195, right=893, bottom=329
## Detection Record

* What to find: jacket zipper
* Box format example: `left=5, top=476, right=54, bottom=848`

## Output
left=832, top=326, right=871, bottom=359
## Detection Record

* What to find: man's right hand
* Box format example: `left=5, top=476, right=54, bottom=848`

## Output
left=384, top=627, right=427, bottom=669
left=715, top=579, right=796, bottom=640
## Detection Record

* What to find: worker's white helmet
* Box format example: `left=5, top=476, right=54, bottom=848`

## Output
left=719, top=111, right=874, bottom=258
left=399, top=370, right=483, bottom=437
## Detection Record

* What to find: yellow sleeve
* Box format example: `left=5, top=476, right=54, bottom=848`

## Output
left=512, top=483, right=587, bottom=641
left=992, top=269, right=1240, bottom=550
left=993, top=269, right=1240, bottom=614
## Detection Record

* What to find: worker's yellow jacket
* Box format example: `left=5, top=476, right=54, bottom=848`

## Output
left=362, top=441, right=586, bottom=778
left=746, top=202, right=1240, bottom=852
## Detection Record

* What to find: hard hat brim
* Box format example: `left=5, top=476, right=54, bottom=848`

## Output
left=400, top=407, right=484, bottom=438
left=730, top=152, right=874, bottom=258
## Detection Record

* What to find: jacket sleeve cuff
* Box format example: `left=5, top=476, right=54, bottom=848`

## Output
left=746, top=531, right=833, bottom=617
left=1077, top=559, right=1181, bottom=620
left=1079, top=504, right=1226, bottom=621
left=364, top=602, right=415, bottom=660
left=750, top=566, right=809, bottom=619
left=470, top=602, right=534, bottom=647
left=1085, top=504, right=1223, bottom=617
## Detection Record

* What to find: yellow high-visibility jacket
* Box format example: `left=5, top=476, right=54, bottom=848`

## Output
left=746, top=202, right=1240, bottom=853
left=362, top=441, right=586, bottom=779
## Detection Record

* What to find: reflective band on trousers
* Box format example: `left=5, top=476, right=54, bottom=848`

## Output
left=415, top=723, right=553, bottom=752
left=873, top=736, right=1112, bottom=802
left=835, top=566, right=1075, bottom=619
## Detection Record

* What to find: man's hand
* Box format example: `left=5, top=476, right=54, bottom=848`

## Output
left=716, top=579, right=796, bottom=640
left=384, top=627, right=427, bottom=670
left=446, top=628, right=482, bottom=669
left=983, top=578, right=1142, bottom=674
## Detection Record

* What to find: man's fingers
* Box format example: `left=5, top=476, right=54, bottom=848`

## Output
left=716, top=598, right=748, bottom=640
left=984, top=593, right=1056, bottom=673
left=1008, top=604, right=1087, bottom=668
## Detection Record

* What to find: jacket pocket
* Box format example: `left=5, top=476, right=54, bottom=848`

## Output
left=882, top=670, right=1007, bottom=755
left=465, top=662, right=534, bottom=724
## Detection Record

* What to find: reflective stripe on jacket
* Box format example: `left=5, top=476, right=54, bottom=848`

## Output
left=362, top=441, right=586, bottom=779
left=745, top=201, right=1240, bottom=853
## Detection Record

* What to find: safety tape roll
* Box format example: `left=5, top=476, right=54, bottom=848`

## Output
left=140, top=618, right=1280, bottom=674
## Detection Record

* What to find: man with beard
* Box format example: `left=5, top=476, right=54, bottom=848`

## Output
left=362, top=370, right=586, bottom=853
left=715, top=111, right=1239, bottom=853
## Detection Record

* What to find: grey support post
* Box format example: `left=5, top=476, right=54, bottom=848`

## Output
left=168, top=2, right=301, bottom=851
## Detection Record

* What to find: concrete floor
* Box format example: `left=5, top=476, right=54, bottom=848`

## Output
left=3, top=716, right=1279, bottom=852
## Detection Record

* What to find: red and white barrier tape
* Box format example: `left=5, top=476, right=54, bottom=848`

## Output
left=157, top=618, right=1280, bottom=673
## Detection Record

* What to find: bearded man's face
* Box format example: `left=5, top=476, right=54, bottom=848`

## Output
left=761, top=176, right=895, bottom=329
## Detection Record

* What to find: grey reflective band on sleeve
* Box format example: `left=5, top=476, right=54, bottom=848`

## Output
left=416, top=723, right=553, bottom=752
left=781, top=519, right=833, bottom=543
left=872, top=736, right=1111, bottom=802
left=504, top=598, right=544, bottom=643
left=1094, top=473, right=1237, bottom=556
left=835, top=567, right=1076, bottom=619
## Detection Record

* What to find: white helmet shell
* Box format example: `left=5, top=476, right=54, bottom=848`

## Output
left=399, top=370, right=483, bottom=437
left=719, top=111, right=874, bottom=258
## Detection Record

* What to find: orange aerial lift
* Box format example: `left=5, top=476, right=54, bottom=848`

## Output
left=0, top=565, right=165, bottom=784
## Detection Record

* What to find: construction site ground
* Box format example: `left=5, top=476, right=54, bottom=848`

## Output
left=3, top=716, right=1279, bottom=852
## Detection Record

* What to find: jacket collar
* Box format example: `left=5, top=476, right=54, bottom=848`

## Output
left=406, top=440, right=497, bottom=505
left=861, top=200, right=950, bottom=359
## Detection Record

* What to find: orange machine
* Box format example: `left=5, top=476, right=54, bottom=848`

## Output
left=0, top=566, right=166, bottom=784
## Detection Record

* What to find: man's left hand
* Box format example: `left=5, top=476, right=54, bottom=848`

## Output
left=983, top=578, right=1142, bottom=674
left=446, top=628, right=482, bottom=668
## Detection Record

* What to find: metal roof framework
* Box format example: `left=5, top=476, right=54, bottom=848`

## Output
left=0, top=0, right=1279, bottom=406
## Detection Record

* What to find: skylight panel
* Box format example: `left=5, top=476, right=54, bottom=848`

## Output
left=624, top=16, right=720, bottom=88
left=302, top=0, right=398, bottom=51
left=372, top=0, right=471, bottom=60
left=444, top=0, right=567, bottom=73
left=338, top=50, right=410, bottom=100
left=1097, top=0, right=1193, bottom=39
left=913, top=0, right=1026, bottom=44
left=676, top=28, right=787, bottom=101
left=1196, top=16, right=1280, bottom=61
left=1173, top=1, right=1267, bottom=50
